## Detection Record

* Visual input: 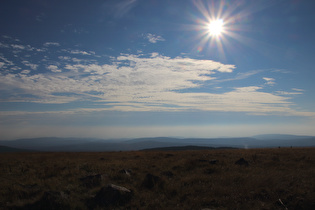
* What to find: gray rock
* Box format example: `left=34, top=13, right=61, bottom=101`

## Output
left=119, top=169, right=132, bottom=176
left=142, top=173, right=163, bottom=189
left=80, top=174, right=107, bottom=188
left=209, top=159, right=218, bottom=164
left=23, top=191, right=70, bottom=210
left=235, top=158, right=249, bottom=166
left=92, top=184, right=133, bottom=207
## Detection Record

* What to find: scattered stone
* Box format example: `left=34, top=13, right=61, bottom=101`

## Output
left=204, top=168, right=216, bottom=174
left=209, top=159, right=218, bottom=164
left=142, top=173, right=163, bottom=189
left=161, top=171, right=174, bottom=178
left=23, top=191, right=70, bottom=210
left=119, top=169, right=132, bottom=176
left=165, top=153, right=174, bottom=158
left=235, top=158, right=249, bottom=166
left=80, top=174, right=107, bottom=188
left=92, top=184, right=133, bottom=207
left=18, top=184, right=42, bottom=200
left=198, top=159, right=208, bottom=162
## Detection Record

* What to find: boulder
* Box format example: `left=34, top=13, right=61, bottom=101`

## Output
left=92, top=184, right=132, bottom=207
left=161, top=171, right=174, bottom=178
left=209, top=159, right=218, bottom=164
left=80, top=174, right=107, bottom=188
left=141, top=173, right=163, bottom=189
left=235, top=158, right=249, bottom=166
left=23, top=191, right=70, bottom=210
left=119, top=169, right=132, bottom=176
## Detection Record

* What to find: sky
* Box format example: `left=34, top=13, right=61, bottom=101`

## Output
left=0, top=0, right=315, bottom=140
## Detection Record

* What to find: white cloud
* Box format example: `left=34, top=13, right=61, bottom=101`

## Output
left=69, top=50, right=94, bottom=55
left=11, top=44, right=25, bottom=50
left=20, top=70, right=31, bottom=74
left=44, top=42, right=60, bottom=47
left=22, top=61, right=38, bottom=70
left=10, top=66, right=21, bottom=71
left=145, top=33, right=165, bottom=43
left=58, top=56, right=72, bottom=60
left=291, top=88, right=304, bottom=92
left=0, top=55, right=14, bottom=66
left=275, top=91, right=303, bottom=95
left=0, top=49, right=312, bottom=117
left=0, top=53, right=234, bottom=105
left=263, top=77, right=275, bottom=86
left=47, top=65, right=62, bottom=73
left=0, top=42, right=9, bottom=48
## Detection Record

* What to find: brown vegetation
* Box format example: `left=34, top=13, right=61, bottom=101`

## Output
left=0, top=148, right=314, bottom=209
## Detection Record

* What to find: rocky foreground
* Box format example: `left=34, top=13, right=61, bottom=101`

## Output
left=0, top=148, right=314, bottom=209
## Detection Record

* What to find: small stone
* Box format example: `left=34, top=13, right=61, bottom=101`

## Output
left=235, top=158, right=249, bottom=166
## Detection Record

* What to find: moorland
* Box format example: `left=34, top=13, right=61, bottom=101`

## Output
left=0, top=147, right=314, bottom=209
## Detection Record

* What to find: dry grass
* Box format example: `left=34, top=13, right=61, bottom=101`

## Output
left=0, top=148, right=314, bottom=209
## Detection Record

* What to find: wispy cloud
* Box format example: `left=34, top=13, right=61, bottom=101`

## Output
left=36, top=13, right=46, bottom=22
left=0, top=55, right=14, bottom=66
left=144, top=33, right=165, bottom=43
left=47, top=65, right=62, bottom=73
left=43, top=42, right=60, bottom=47
left=22, top=61, right=38, bottom=70
left=263, top=77, right=276, bottom=86
left=20, top=70, right=31, bottom=74
left=291, top=88, right=304, bottom=92
left=11, top=44, right=25, bottom=50
left=214, top=70, right=263, bottom=83
left=275, top=91, right=303, bottom=95
left=68, top=50, right=95, bottom=56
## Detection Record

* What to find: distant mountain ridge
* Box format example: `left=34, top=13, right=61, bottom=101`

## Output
left=0, top=145, right=36, bottom=153
left=0, top=134, right=314, bottom=152
left=252, top=134, right=313, bottom=140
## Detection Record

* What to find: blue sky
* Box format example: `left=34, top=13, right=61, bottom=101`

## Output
left=1, top=0, right=315, bottom=139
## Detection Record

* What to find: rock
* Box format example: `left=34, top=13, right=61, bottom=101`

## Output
left=142, top=173, right=163, bottom=189
left=209, top=159, right=218, bottom=164
left=204, top=168, right=216, bottom=174
left=80, top=174, right=107, bottom=188
left=23, top=191, right=70, bottom=210
left=235, top=158, right=249, bottom=166
left=119, top=169, right=132, bottom=176
left=17, top=184, right=42, bottom=200
left=165, top=153, right=174, bottom=158
left=198, top=159, right=208, bottom=162
left=92, top=184, right=132, bottom=207
left=161, top=171, right=174, bottom=178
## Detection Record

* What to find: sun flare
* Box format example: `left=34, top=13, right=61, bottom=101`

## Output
left=208, top=19, right=224, bottom=36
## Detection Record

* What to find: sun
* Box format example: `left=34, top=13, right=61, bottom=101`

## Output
left=207, top=19, right=224, bottom=36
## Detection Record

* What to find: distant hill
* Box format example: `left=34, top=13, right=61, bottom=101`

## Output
left=252, top=134, right=313, bottom=140
left=0, top=134, right=314, bottom=152
left=141, top=145, right=236, bottom=151
left=0, top=145, right=35, bottom=153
